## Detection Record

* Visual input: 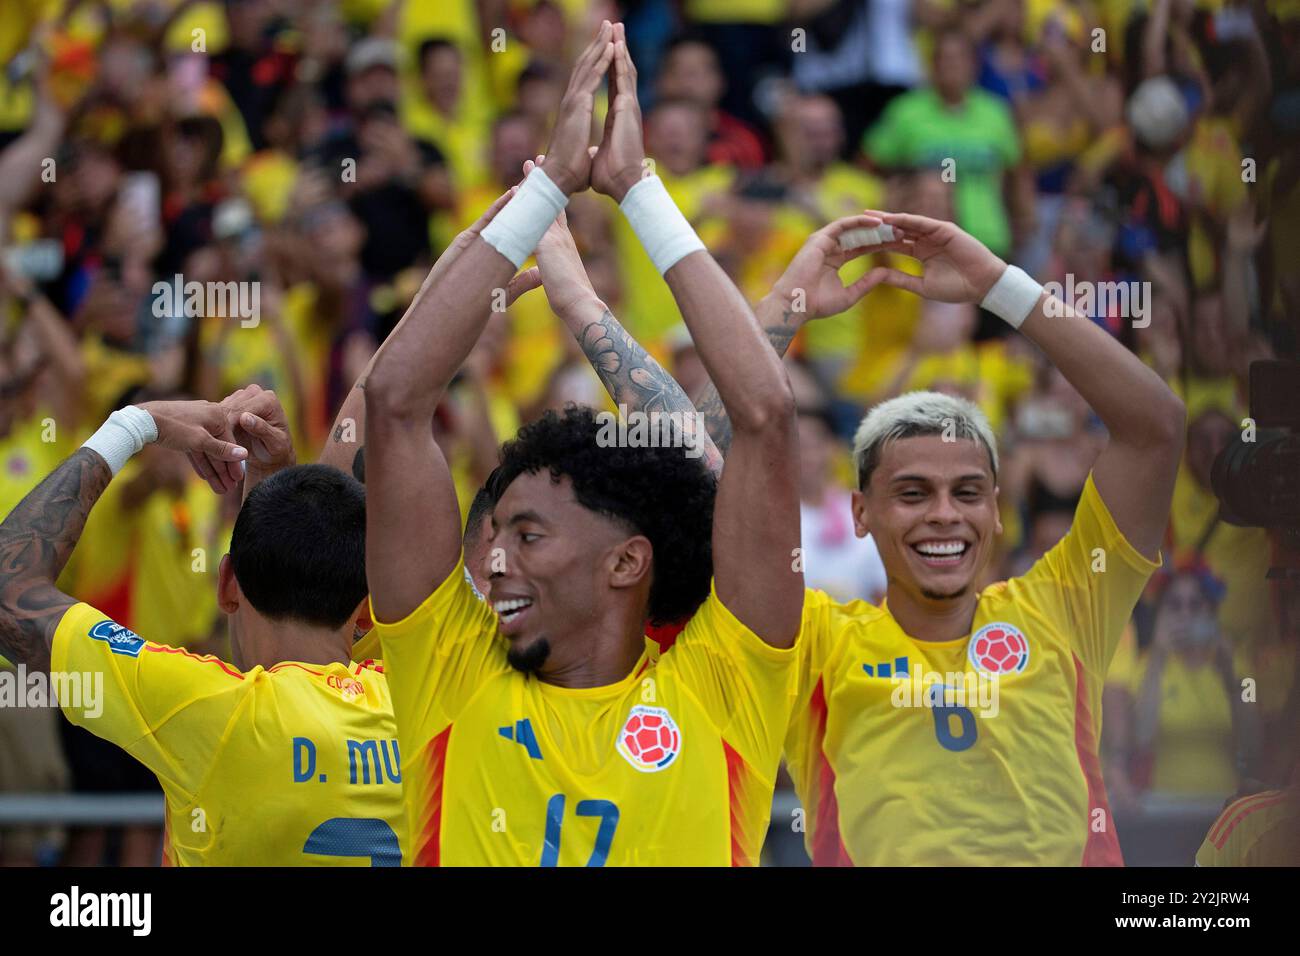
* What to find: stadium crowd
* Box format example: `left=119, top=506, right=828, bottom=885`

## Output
left=0, top=0, right=1296, bottom=865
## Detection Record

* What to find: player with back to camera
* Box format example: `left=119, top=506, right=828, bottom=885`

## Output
left=0, top=386, right=409, bottom=865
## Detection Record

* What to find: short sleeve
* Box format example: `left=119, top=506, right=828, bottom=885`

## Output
left=372, top=557, right=509, bottom=747
left=1019, top=472, right=1161, bottom=679
left=51, top=602, right=249, bottom=797
left=660, top=580, right=799, bottom=775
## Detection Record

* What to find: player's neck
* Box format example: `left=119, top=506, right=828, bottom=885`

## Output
left=241, top=618, right=352, bottom=670
left=886, top=584, right=978, bottom=643
left=536, top=614, right=646, bottom=690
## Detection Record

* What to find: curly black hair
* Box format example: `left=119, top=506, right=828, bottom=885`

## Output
left=487, top=405, right=716, bottom=626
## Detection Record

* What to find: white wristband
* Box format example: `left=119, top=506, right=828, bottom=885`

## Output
left=81, top=406, right=158, bottom=476
left=480, top=167, right=568, bottom=268
left=979, top=265, right=1043, bottom=330
left=619, top=175, right=706, bottom=275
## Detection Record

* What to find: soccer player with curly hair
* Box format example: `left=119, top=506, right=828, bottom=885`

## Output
left=363, top=22, right=805, bottom=866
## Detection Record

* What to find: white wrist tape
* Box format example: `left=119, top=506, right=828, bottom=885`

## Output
left=480, top=167, right=568, bottom=268
left=979, top=264, right=1043, bottom=330
left=619, top=175, right=706, bottom=275
left=837, top=224, right=895, bottom=250
left=81, top=406, right=158, bottom=476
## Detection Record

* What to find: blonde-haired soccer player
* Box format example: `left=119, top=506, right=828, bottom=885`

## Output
left=778, top=212, right=1185, bottom=865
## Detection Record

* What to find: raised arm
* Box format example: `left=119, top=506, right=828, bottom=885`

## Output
left=318, top=189, right=541, bottom=483
left=0, top=402, right=250, bottom=671
left=0, top=56, right=67, bottom=214
left=589, top=30, right=803, bottom=646
left=861, top=211, right=1185, bottom=559
left=532, top=197, right=724, bottom=475
left=693, top=215, right=896, bottom=455
left=364, top=22, right=616, bottom=623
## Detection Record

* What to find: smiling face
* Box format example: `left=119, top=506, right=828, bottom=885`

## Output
left=483, top=471, right=651, bottom=674
left=852, top=435, right=1001, bottom=605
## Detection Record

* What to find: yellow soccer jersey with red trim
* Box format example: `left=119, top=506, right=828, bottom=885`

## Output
left=786, top=473, right=1160, bottom=865
left=53, top=602, right=408, bottom=866
left=1196, top=788, right=1300, bottom=866
left=375, top=559, right=797, bottom=866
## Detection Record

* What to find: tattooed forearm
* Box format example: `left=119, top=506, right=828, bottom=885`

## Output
left=694, top=306, right=801, bottom=456
left=0, top=448, right=112, bottom=670
left=576, top=310, right=724, bottom=474
left=578, top=311, right=694, bottom=414
left=352, top=446, right=366, bottom=484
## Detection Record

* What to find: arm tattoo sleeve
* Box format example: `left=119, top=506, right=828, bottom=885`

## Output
left=0, top=448, right=112, bottom=671
left=577, top=310, right=725, bottom=475
left=693, top=306, right=800, bottom=456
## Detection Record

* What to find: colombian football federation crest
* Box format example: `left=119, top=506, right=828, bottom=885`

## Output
left=967, top=622, right=1030, bottom=676
left=616, top=705, right=681, bottom=772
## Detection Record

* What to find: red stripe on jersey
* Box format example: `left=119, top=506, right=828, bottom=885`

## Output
left=161, top=815, right=173, bottom=867
left=722, top=740, right=750, bottom=866
left=415, top=726, right=452, bottom=867
left=142, top=644, right=244, bottom=680
left=808, top=678, right=854, bottom=866
left=1211, top=793, right=1286, bottom=850
left=268, top=662, right=325, bottom=676
left=1072, top=654, right=1123, bottom=866
left=646, top=619, right=686, bottom=652
left=1209, top=791, right=1279, bottom=844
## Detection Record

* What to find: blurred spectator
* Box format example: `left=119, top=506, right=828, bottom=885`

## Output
left=789, top=0, right=921, bottom=151
left=656, top=34, right=766, bottom=169
left=791, top=375, right=887, bottom=604
left=864, top=27, right=1025, bottom=259
left=1132, top=564, right=1260, bottom=800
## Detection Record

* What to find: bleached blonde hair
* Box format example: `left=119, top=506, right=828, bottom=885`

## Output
left=852, top=391, right=999, bottom=489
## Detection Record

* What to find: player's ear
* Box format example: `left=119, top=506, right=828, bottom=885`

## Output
left=609, top=535, right=653, bottom=590
left=352, top=596, right=373, bottom=633
left=992, top=484, right=1003, bottom=535
left=217, top=554, right=241, bottom=615
left=851, top=488, right=872, bottom=539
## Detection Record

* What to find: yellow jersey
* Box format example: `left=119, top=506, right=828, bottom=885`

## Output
left=376, top=558, right=797, bottom=865
left=786, top=473, right=1160, bottom=865
left=1130, top=652, right=1236, bottom=797
left=53, top=602, right=408, bottom=866
left=1196, top=788, right=1300, bottom=866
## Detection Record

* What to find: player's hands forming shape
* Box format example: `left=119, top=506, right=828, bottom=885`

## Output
left=854, top=212, right=1009, bottom=305
left=137, top=399, right=248, bottom=495
left=220, top=384, right=296, bottom=481
left=540, top=20, right=617, bottom=195
left=590, top=24, right=647, bottom=203
left=772, top=213, right=901, bottom=319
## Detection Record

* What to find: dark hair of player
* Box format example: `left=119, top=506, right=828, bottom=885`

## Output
left=487, top=405, right=716, bottom=626
left=465, top=472, right=497, bottom=549
left=230, top=464, right=368, bottom=629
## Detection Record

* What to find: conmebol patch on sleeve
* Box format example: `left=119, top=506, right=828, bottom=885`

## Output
left=88, top=620, right=145, bottom=657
